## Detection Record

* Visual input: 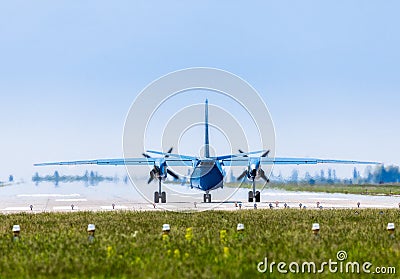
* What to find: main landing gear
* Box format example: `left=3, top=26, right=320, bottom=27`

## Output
left=154, top=179, right=167, bottom=203
left=203, top=192, right=212, bottom=203
left=248, top=177, right=260, bottom=202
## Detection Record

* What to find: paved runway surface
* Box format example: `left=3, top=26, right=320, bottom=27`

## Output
left=1, top=181, right=399, bottom=213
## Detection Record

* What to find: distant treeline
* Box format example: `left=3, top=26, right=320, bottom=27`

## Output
left=32, top=165, right=400, bottom=187
left=32, top=171, right=129, bottom=186
left=274, top=165, right=400, bottom=185
left=0, top=175, right=14, bottom=185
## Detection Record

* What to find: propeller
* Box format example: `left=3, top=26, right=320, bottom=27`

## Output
left=261, top=150, right=270, bottom=157
left=147, top=168, right=156, bottom=184
left=238, top=149, right=270, bottom=157
left=237, top=170, right=247, bottom=181
left=257, top=149, right=270, bottom=181
left=143, top=147, right=180, bottom=183
left=142, top=153, right=151, bottom=158
left=258, top=168, right=270, bottom=182
left=165, top=147, right=173, bottom=157
left=236, top=149, right=271, bottom=182
left=167, top=169, right=179, bottom=180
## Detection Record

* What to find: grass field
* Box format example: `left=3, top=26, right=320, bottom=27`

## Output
left=270, top=183, right=400, bottom=196
left=225, top=182, right=400, bottom=196
left=1, top=209, right=399, bottom=278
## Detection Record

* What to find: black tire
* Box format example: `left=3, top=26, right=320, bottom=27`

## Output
left=255, top=191, right=261, bottom=202
left=248, top=191, right=253, bottom=202
left=208, top=194, right=212, bottom=203
left=203, top=194, right=207, bottom=203
left=154, top=192, right=159, bottom=203
left=161, top=191, right=166, bottom=203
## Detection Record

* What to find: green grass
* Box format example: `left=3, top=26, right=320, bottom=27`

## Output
left=225, top=182, right=400, bottom=196
left=270, top=183, right=400, bottom=196
left=1, top=209, right=399, bottom=278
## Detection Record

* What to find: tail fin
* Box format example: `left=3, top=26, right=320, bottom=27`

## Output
left=204, top=99, right=210, bottom=158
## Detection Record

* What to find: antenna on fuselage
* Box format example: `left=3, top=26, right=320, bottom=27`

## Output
left=204, top=99, right=210, bottom=158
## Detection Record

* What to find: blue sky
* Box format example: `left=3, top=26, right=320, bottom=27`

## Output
left=0, top=1, right=399, bottom=179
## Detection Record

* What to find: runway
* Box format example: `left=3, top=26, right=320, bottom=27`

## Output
left=1, top=181, right=399, bottom=213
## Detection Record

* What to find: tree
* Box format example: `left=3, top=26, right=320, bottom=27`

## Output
left=327, top=169, right=333, bottom=184
left=32, top=172, right=40, bottom=185
left=333, top=169, right=337, bottom=182
left=372, top=165, right=400, bottom=184
left=353, top=167, right=359, bottom=184
left=54, top=171, right=60, bottom=186
left=304, top=172, right=315, bottom=185
left=290, top=169, right=299, bottom=183
left=319, top=169, right=325, bottom=183
left=364, top=166, right=373, bottom=183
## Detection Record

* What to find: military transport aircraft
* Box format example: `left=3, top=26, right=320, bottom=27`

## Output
left=35, top=100, right=379, bottom=204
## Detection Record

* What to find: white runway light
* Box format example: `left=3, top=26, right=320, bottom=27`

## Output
left=312, top=223, right=320, bottom=235
left=12, top=224, right=21, bottom=242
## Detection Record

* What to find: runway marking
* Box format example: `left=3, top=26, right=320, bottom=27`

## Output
left=53, top=206, right=79, bottom=210
left=317, top=198, right=349, bottom=201
left=262, top=192, right=320, bottom=196
left=170, top=193, right=195, bottom=197
left=100, top=205, right=128, bottom=210
left=18, top=194, right=80, bottom=197
left=55, top=199, right=87, bottom=202
left=4, top=207, right=31, bottom=210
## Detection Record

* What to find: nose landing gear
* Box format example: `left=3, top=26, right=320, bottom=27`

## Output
left=154, top=179, right=167, bottom=203
left=203, top=192, right=212, bottom=203
left=248, top=177, right=260, bottom=202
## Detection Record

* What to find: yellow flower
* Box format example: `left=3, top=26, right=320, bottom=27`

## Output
left=223, top=246, right=230, bottom=258
left=174, top=249, right=180, bottom=258
left=162, top=234, right=170, bottom=242
left=220, top=229, right=227, bottom=244
left=185, top=227, right=193, bottom=242
left=106, top=246, right=114, bottom=258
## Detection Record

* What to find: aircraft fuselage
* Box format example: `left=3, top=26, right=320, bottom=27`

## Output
left=190, top=159, right=224, bottom=191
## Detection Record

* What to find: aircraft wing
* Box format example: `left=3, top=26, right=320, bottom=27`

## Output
left=265, top=157, right=380, bottom=165
left=34, top=157, right=194, bottom=167
left=221, top=157, right=380, bottom=166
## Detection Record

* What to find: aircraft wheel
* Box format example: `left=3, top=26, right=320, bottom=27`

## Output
left=161, top=191, right=166, bottom=203
left=208, top=194, right=212, bottom=203
left=255, top=191, right=261, bottom=202
left=154, top=192, right=159, bottom=203
left=248, top=191, right=253, bottom=202
left=203, top=194, right=207, bottom=203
